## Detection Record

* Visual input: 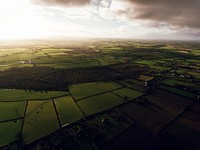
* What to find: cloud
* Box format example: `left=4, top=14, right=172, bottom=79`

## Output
left=90, top=0, right=112, bottom=9
left=118, top=0, right=200, bottom=28
left=32, top=0, right=90, bottom=7
left=30, top=0, right=200, bottom=39
left=31, top=0, right=200, bottom=29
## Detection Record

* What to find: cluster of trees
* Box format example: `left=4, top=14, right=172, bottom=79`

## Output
left=0, top=64, right=147, bottom=91
left=0, top=67, right=67, bottom=91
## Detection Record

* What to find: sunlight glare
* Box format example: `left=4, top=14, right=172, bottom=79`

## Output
left=0, top=0, right=51, bottom=39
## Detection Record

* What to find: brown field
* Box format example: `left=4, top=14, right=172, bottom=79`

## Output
left=147, top=89, right=192, bottom=114
left=120, top=102, right=172, bottom=134
left=161, top=110, right=200, bottom=150
left=120, top=90, right=193, bottom=134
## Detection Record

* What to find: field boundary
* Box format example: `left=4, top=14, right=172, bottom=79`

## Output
left=112, top=80, right=144, bottom=93
left=75, top=86, right=125, bottom=102
left=68, top=90, right=86, bottom=117
left=19, top=100, right=29, bottom=147
left=52, top=99, right=62, bottom=128
left=0, top=94, right=70, bottom=102
left=158, top=102, right=195, bottom=135
left=158, top=86, right=196, bottom=101
left=0, top=117, right=23, bottom=124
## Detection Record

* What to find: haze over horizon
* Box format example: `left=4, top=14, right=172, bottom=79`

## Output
left=0, top=0, right=199, bottom=40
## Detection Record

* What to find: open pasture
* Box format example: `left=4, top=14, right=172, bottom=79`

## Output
left=22, top=100, right=59, bottom=143
left=160, top=86, right=197, bottom=100
left=0, top=101, right=26, bottom=122
left=119, top=79, right=145, bottom=92
left=0, top=119, right=22, bottom=147
left=0, top=89, right=69, bottom=101
left=77, top=93, right=125, bottom=116
left=69, top=81, right=123, bottom=100
left=112, top=87, right=143, bottom=101
left=54, top=96, right=83, bottom=126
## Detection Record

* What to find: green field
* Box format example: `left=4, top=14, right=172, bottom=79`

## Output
left=54, top=96, right=83, bottom=126
left=69, top=81, right=123, bottom=100
left=96, top=56, right=123, bottom=65
left=0, top=119, right=22, bottom=147
left=119, top=79, right=145, bottom=92
left=36, top=57, right=100, bottom=69
left=22, top=100, right=59, bottom=143
left=135, top=60, right=157, bottom=66
left=119, top=79, right=143, bottom=85
left=191, top=49, right=200, bottom=56
left=160, top=86, right=197, bottom=100
left=187, top=71, right=200, bottom=79
left=77, top=93, right=125, bottom=116
left=0, top=40, right=200, bottom=149
left=0, top=101, right=26, bottom=122
left=163, top=79, right=195, bottom=87
left=0, top=89, right=69, bottom=101
left=112, top=88, right=143, bottom=101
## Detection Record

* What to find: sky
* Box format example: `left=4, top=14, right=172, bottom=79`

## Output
left=0, top=0, right=199, bottom=40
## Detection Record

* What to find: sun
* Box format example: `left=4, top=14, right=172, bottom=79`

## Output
left=0, top=0, right=51, bottom=39
left=0, top=0, right=31, bottom=39
left=0, top=0, right=26, bottom=21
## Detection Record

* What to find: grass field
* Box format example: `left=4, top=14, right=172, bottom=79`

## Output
left=160, top=86, right=197, bottom=100
left=69, top=81, right=123, bottom=100
left=0, top=40, right=200, bottom=148
left=187, top=71, right=200, bottom=79
left=96, top=56, right=123, bottom=65
left=135, top=60, right=159, bottom=66
left=36, top=57, right=100, bottom=69
left=112, top=88, right=143, bottom=101
left=22, top=100, right=59, bottom=143
left=0, top=119, right=22, bottom=147
left=77, top=93, right=125, bottom=116
left=2, top=53, right=35, bottom=63
left=0, top=101, right=26, bottom=122
left=191, top=49, right=200, bottom=56
left=163, top=79, right=195, bottom=87
left=119, top=79, right=145, bottom=92
left=0, top=63, right=34, bottom=71
left=0, top=89, right=69, bottom=101
left=119, top=79, right=142, bottom=85
left=54, top=96, right=83, bottom=126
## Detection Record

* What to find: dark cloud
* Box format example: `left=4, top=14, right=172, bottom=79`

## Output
left=32, top=0, right=200, bottom=29
left=120, top=0, right=200, bottom=28
left=32, top=0, right=89, bottom=7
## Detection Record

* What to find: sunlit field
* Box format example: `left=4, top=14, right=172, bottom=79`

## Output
left=0, top=39, right=200, bottom=150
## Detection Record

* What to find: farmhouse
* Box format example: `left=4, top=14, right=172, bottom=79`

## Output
left=20, top=60, right=33, bottom=64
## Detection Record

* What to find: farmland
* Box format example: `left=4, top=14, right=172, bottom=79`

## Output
left=54, top=96, right=83, bottom=126
left=77, top=93, right=125, bottom=116
left=22, top=100, right=60, bottom=144
left=0, top=39, right=200, bottom=150
left=0, top=101, right=26, bottom=121
left=69, top=81, right=123, bottom=100
left=0, top=89, right=69, bottom=101
left=112, top=88, right=143, bottom=101
left=0, top=120, right=22, bottom=147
